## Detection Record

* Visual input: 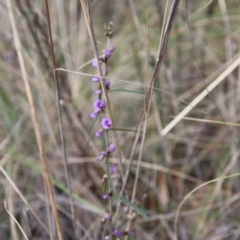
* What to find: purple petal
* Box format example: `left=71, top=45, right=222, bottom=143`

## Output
left=103, top=194, right=109, bottom=199
left=95, top=89, right=102, bottom=94
left=92, top=76, right=100, bottom=82
left=113, top=229, right=124, bottom=237
left=101, top=151, right=107, bottom=157
left=110, top=164, right=116, bottom=175
left=108, top=144, right=116, bottom=153
left=90, top=112, right=98, bottom=119
left=93, top=99, right=105, bottom=112
left=105, top=49, right=111, bottom=59
left=106, top=80, right=111, bottom=90
left=95, top=130, right=103, bottom=137
left=101, top=118, right=113, bottom=130
left=92, top=59, right=97, bottom=68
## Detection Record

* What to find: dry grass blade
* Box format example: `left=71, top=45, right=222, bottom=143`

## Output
left=0, top=165, right=49, bottom=235
left=145, top=0, right=180, bottom=113
left=161, top=54, right=240, bottom=136
left=173, top=172, right=240, bottom=240
left=4, top=200, right=28, bottom=240
left=6, top=0, right=63, bottom=239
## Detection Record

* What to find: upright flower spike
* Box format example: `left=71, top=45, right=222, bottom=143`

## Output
left=101, top=118, right=113, bottom=129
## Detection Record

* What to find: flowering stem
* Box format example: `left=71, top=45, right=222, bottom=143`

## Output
left=79, top=1, right=124, bottom=179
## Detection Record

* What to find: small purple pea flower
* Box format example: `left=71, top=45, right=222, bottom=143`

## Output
left=113, top=229, right=124, bottom=237
left=95, top=89, right=102, bottom=94
left=101, top=118, right=113, bottom=129
left=92, top=59, right=97, bottom=68
left=96, top=151, right=107, bottom=162
left=94, top=99, right=105, bottom=112
left=103, top=194, right=110, bottom=199
left=110, top=164, right=116, bottom=175
left=108, top=144, right=116, bottom=153
left=105, top=49, right=111, bottom=59
left=92, top=76, right=100, bottom=82
left=95, top=130, right=103, bottom=137
left=90, top=112, right=98, bottom=119
left=101, top=151, right=107, bottom=157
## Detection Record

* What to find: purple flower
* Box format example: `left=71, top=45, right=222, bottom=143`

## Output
left=101, top=118, right=113, bottom=130
left=94, top=99, right=105, bottom=112
left=96, top=151, right=107, bottom=162
left=113, top=229, right=124, bottom=237
left=95, top=89, right=102, bottom=94
left=90, top=112, right=98, bottom=119
left=95, top=130, right=103, bottom=137
left=101, top=151, right=107, bottom=157
left=110, top=164, right=116, bottom=175
left=92, top=59, right=97, bottom=68
left=105, top=49, right=111, bottom=59
left=103, top=194, right=109, bottom=199
left=106, top=80, right=111, bottom=90
left=92, top=76, right=100, bottom=82
left=108, top=144, right=116, bottom=153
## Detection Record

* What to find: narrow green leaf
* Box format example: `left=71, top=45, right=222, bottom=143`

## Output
left=105, top=158, right=149, bottom=220
left=111, top=127, right=142, bottom=133
left=119, top=196, right=149, bottom=220
left=108, top=89, right=145, bottom=96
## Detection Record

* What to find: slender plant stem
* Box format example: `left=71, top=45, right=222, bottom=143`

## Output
left=44, top=0, right=77, bottom=239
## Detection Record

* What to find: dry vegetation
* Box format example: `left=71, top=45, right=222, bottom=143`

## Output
left=1, top=0, right=240, bottom=239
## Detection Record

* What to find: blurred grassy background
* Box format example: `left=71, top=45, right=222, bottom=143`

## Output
left=1, top=0, right=240, bottom=239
